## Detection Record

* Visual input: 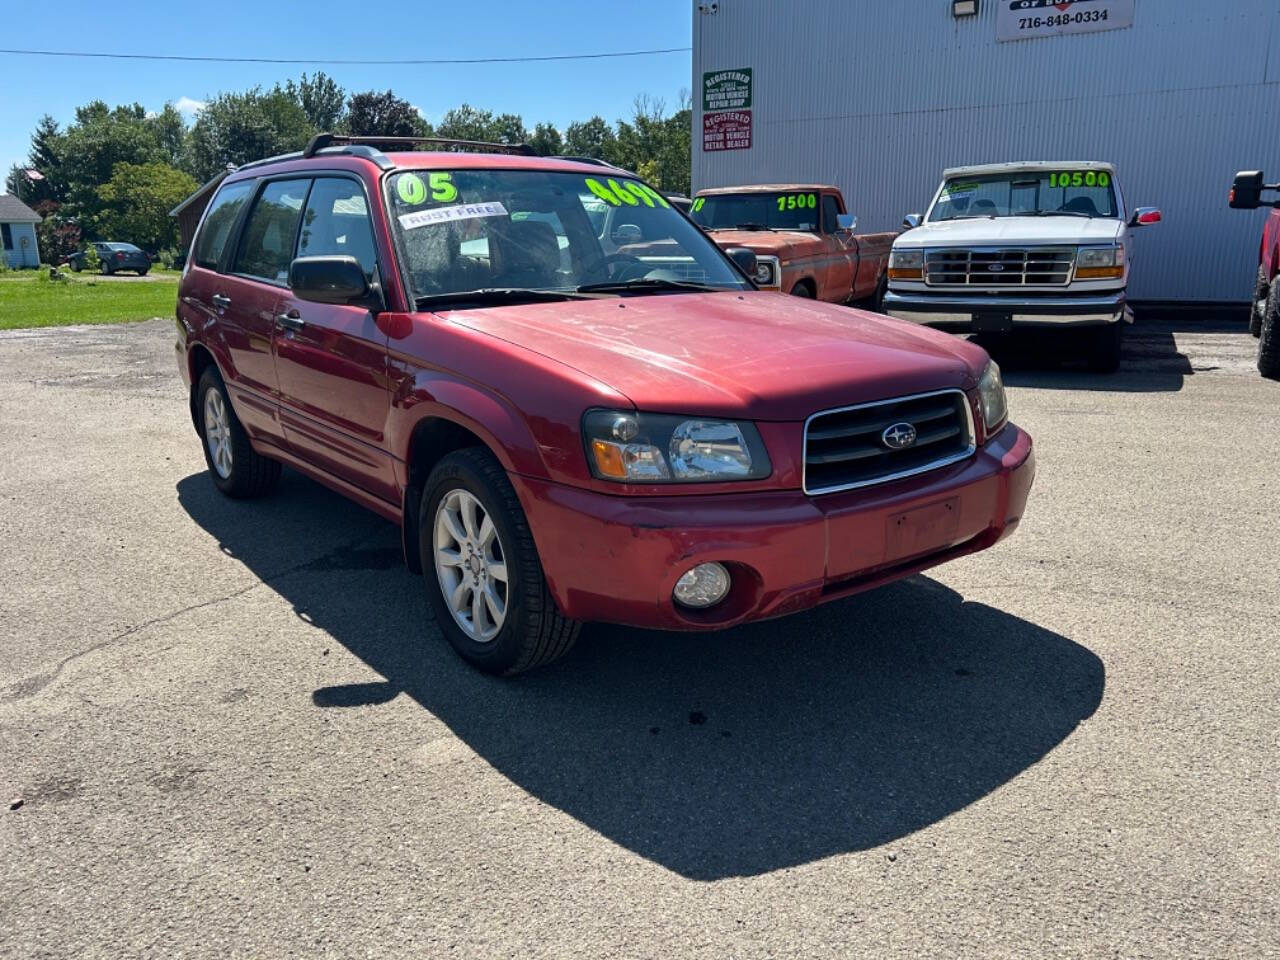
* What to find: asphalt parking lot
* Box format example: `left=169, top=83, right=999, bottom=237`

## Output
left=1, top=318, right=1276, bottom=959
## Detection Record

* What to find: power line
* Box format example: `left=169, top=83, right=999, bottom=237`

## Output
left=0, top=46, right=691, bottom=66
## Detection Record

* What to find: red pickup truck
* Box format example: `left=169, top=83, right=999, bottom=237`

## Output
left=1229, top=170, right=1280, bottom=379
left=176, top=136, right=1034, bottom=674
left=689, top=184, right=895, bottom=306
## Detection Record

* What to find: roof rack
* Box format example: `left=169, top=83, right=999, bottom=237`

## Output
left=303, top=133, right=536, bottom=159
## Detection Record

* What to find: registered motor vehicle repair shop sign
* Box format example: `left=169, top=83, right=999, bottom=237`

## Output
left=997, top=0, right=1135, bottom=42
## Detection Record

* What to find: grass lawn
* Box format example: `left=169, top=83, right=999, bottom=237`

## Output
left=0, top=270, right=179, bottom=330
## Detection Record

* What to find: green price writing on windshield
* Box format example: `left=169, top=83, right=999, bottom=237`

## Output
left=584, top=177, right=670, bottom=209
left=776, top=193, right=816, bottom=212
left=691, top=197, right=706, bottom=212
left=1050, top=171, right=1110, bottom=188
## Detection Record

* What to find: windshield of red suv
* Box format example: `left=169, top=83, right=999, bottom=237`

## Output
left=386, top=169, right=750, bottom=303
left=930, top=171, right=1119, bottom=221
left=689, top=191, right=820, bottom=231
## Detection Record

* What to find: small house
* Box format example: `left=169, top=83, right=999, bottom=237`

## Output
left=169, top=168, right=232, bottom=256
left=0, top=194, right=41, bottom=269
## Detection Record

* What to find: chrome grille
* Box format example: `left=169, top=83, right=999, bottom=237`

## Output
left=803, top=390, right=976, bottom=495
left=925, top=247, right=1075, bottom=287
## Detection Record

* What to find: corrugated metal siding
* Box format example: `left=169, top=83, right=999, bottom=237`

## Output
left=2, top=223, right=40, bottom=268
left=693, top=0, right=1280, bottom=301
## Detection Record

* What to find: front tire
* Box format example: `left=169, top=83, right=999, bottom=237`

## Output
left=790, top=280, right=815, bottom=298
left=1086, top=322, right=1123, bottom=374
left=1251, top=265, right=1268, bottom=338
left=419, top=448, right=579, bottom=675
left=1258, top=283, right=1280, bottom=380
left=197, top=367, right=281, bottom=497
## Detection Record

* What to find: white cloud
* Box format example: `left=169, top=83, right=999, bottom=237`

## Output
left=411, top=104, right=428, bottom=119
left=174, top=97, right=207, bottom=116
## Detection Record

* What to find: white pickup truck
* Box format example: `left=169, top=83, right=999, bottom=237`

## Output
left=883, top=162, right=1161, bottom=372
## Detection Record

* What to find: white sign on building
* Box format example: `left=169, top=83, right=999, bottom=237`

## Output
left=997, top=0, right=1135, bottom=42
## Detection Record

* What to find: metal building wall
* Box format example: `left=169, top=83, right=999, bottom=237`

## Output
left=692, top=0, right=1280, bottom=301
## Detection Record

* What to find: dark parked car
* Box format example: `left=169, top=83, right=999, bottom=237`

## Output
left=67, top=242, right=150, bottom=275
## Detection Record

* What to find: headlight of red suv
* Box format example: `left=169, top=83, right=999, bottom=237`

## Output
left=583, top=410, right=772, bottom=483
left=977, top=361, right=1008, bottom=435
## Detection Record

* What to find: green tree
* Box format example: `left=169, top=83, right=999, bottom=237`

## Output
left=345, top=90, right=426, bottom=137
left=149, top=103, right=190, bottom=171
left=58, top=102, right=167, bottom=223
left=96, top=162, right=199, bottom=250
left=435, top=104, right=497, bottom=143
left=563, top=116, right=615, bottom=160
left=287, top=72, right=346, bottom=131
left=188, top=87, right=315, bottom=181
left=527, top=122, right=563, bottom=157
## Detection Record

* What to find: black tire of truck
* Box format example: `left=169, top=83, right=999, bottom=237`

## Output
left=1258, top=282, right=1280, bottom=380
left=419, top=447, right=580, bottom=676
left=790, top=280, right=815, bottom=298
left=1250, top=264, right=1268, bottom=338
left=196, top=367, right=282, bottom=498
left=1086, top=322, right=1124, bottom=374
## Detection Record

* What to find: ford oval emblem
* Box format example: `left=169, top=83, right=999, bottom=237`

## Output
left=988, top=263, right=1006, bottom=272
left=881, top=422, right=917, bottom=450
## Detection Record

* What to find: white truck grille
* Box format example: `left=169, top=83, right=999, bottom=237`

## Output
left=925, top=247, right=1076, bottom=287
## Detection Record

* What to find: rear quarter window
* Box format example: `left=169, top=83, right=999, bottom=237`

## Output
left=193, top=181, right=254, bottom=270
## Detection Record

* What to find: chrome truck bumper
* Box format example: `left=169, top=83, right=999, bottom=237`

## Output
left=884, top=290, right=1131, bottom=331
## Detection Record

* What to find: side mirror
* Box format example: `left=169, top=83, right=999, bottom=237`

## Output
left=836, top=213, right=857, bottom=232
left=289, top=256, right=370, bottom=306
left=1229, top=170, right=1265, bottom=209
left=1130, top=207, right=1163, bottom=227
left=903, top=213, right=923, bottom=230
left=725, top=246, right=758, bottom=277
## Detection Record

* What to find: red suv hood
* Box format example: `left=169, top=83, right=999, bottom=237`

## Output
left=441, top=291, right=986, bottom=421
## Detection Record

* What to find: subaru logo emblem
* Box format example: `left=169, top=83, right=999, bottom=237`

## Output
left=988, top=263, right=1005, bottom=272
left=881, top=422, right=917, bottom=450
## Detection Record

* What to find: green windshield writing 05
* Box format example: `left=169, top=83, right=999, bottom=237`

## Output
left=1049, top=171, right=1110, bottom=188
left=396, top=172, right=458, bottom=205
left=584, top=177, right=670, bottom=209
left=776, top=193, right=816, bottom=212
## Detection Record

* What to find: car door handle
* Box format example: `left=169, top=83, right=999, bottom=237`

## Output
left=210, top=293, right=231, bottom=309
left=274, top=310, right=305, bottom=331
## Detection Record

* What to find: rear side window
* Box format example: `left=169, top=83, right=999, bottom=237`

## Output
left=233, top=179, right=311, bottom=284
left=193, top=181, right=253, bottom=270
left=821, top=195, right=841, bottom=235
left=297, top=178, right=378, bottom=279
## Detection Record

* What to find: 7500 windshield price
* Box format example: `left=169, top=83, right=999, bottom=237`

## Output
left=1018, top=9, right=1108, bottom=29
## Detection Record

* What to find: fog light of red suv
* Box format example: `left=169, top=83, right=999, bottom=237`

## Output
left=673, top=562, right=731, bottom=609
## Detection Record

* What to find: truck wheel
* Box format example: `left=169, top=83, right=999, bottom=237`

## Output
left=790, top=281, right=815, bottom=298
left=419, top=448, right=580, bottom=675
left=1086, top=322, right=1123, bottom=374
left=1258, top=283, right=1280, bottom=380
left=197, top=367, right=281, bottom=498
left=1250, top=265, right=1268, bottom=338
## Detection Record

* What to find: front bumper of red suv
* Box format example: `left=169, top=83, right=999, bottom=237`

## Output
left=511, top=423, right=1034, bottom=630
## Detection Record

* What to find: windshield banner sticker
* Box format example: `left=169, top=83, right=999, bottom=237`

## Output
left=997, top=0, right=1135, bottom=42
left=398, top=201, right=509, bottom=231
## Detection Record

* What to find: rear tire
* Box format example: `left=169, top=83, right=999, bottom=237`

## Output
left=138, top=268, right=149, bottom=277
left=419, top=448, right=580, bottom=675
left=196, top=367, right=281, bottom=498
left=1258, top=283, right=1280, bottom=380
left=1250, top=265, right=1268, bottom=338
left=1086, top=322, right=1123, bottom=374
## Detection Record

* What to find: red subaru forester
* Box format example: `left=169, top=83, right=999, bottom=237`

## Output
left=176, top=135, right=1035, bottom=674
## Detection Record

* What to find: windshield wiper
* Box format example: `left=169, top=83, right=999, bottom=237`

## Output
left=1035, top=210, right=1092, bottom=218
left=732, top=222, right=770, bottom=231
left=576, top=277, right=723, bottom=295
left=415, top=288, right=600, bottom=310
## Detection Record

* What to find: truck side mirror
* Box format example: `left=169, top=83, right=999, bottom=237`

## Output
left=725, top=246, right=758, bottom=277
left=1230, top=171, right=1265, bottom=209
left=836, top=213, right=857, bottom=232
left=903, top=213, right=922, bottom=229
left=1130, top=207, right=1163, bottom=227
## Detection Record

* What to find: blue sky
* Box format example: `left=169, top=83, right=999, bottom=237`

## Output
left=0, top=0, right=692, bottom=183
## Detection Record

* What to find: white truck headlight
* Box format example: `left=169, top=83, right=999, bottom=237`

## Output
left=584, top=410, right=772, bottom=483
left=977, top=361, right=1008, bottom=434
left=888, top=248, right=924, bottom=280
left=753, top=256, right=780, bottom=287
left=1076, top=243, right=1125, bottom=279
